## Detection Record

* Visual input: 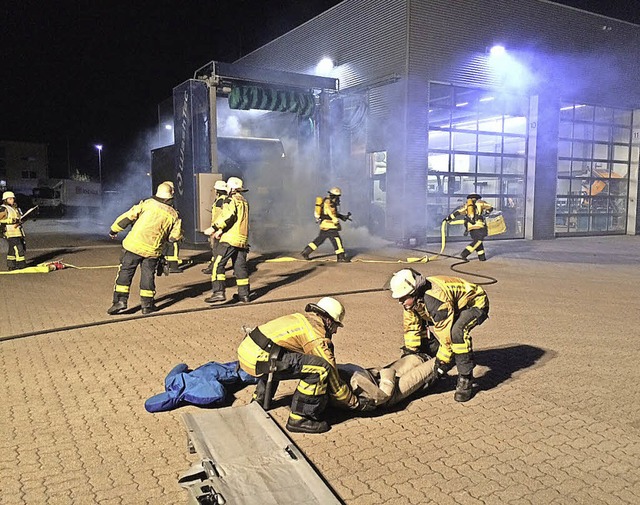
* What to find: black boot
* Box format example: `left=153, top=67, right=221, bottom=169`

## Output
left=460, top=250, right=470, bottom=261
left=286, top=414, right=329, bottom=434
left=107, top=299, right=128, bottom=315
left=141, top=304, right=159, bottom=315
left=300, top=247, right=312, bottom=260
left=336, top=253, right=350, bottom=263
left=454, top=374, right=474, bottom=402
left=201, top=263, right=213, bottom=274
left=204, top=291, right=225, bottom=303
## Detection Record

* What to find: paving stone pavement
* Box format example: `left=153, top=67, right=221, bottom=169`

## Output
left=1, top=228, right=640, bottom=504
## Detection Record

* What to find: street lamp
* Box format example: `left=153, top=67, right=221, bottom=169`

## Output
left=95, top=144, right=103, bottom=185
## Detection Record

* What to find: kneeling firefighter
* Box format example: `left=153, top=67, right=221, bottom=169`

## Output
left=444, top=193, right=493, bottom=261
left=389, top=269, right=490, bottom=402
left=237, top=297, right=373, bottom=434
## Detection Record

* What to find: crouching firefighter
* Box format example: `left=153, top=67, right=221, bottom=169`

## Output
left=237, top=297, right=373, bottom=434
left=107, top=181, right=183, bottom=315
left=300, top=186, right=351, bottom=262
left=444, top=193, right=493, bottom=261
left=389, top=269, right=490, bottom=402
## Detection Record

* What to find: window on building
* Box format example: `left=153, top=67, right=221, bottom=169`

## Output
left=21, top=170, right=38, bottom=179
left=427, top=83, right=528, bottom=240
left=555, top=103, right=633, bottom=235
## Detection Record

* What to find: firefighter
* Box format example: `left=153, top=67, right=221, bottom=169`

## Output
left=389, top=268, right=490, bottom=402
left=202, top=180, right=229, bottom=275
left=300, top=186, right=351, bottom=262
left=444, top=193, right=494, bottom=261
left=203, top=176, right=250, bottom=303
left=237, top=297, right=373, bottom=433
left=107, top=181, right=183, bottom=315
left=0, top=191, right=26, bottom=270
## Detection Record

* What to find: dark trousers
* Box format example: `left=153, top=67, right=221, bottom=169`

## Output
left=254, top=351, right=332, bottom=421
left=308, top=229, right=345, bottom=255
left=6, top=237, right=26, bottom=270
left=211, top=243, right=249, bottom=297
left=112, top=250, right=159, bottom=307
left=450, top=305, right=490, bottom=376
left=462, top=228, right=488, bottom=260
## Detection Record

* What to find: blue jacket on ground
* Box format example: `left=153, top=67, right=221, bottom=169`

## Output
left=145, top=361, right=257, bottom=413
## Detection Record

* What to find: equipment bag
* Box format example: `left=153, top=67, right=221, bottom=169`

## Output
left=486, top=212, right=507, bottom=236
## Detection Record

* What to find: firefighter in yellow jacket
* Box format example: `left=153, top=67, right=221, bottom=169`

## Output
left=389, top=269, right=490, bottom=402
left=202, top=180, right=229, bottom=275
left=0, top=191, right=26, bottom=270
left=107, top=182, right=183, bottom=315
left=445, top=193, right=494, bottom=261
left=300, top=186, right=351, bottom=262
left=203, top=176, right=250, bottom=303
left=238, top=297, right=372, bottom=433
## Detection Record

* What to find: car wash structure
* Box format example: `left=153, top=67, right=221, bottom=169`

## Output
left=232, top=0, right=640, bottom=244
left=152, top=61, right=339, bottom=246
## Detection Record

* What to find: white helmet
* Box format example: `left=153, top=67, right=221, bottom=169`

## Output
left=214, top=180, right=227, bottom=192
left=389, top=269, right=418, bottom=299
left=328, top=186, right=342, bottom=197
left=306, top=296, right=345, bottom=327
left=226, top=177, right=247, bottom=192
left=2, top=191, right=15, bottom=201
left=155, top=182, right=174, bottom=199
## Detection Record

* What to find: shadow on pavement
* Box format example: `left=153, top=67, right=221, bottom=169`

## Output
left=28, top=248, right=86, bottom=265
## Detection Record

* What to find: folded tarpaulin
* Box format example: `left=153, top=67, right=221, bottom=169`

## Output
left=145, top=361, right=258, bottom=413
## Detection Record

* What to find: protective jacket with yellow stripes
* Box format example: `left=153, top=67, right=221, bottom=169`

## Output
left=210, top=194, right=229, bottom=227
left=447, top=199, right=494, bottom=231
left=110, top=197, right=182, bottom=257
left=213, top=192, right=249, bottom=248
left=238, top=312, right=358, bottom=409
left=0, top=204, right=25, bottom=238
left=402, top=275, right=488, bottom=353
left=319, top=197, right=348, bottom=231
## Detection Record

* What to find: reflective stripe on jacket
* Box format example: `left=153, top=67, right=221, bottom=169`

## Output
left=319, top=198, right=341, bottom=231
left=0, top=204, right=25, bottom=238
left=214, top=193, right=249, bottom=248
left=111, top=197, right=182, bottom=257
left=403, top=275, right=488, bottom=351
left=448, top=200, right=494, bottom=231
left=237, top=312, right=357, bottom=408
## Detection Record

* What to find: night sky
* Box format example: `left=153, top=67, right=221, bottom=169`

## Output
left=2, top=0, right=638, bottom=186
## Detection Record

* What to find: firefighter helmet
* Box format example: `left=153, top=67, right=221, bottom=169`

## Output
left=328, top=187, right=342, bottom=197
left=389, top=269, right=418, bottom=299
left=155, top=182, right=174, bottom=199
left=305, top=296, right=345, bottom=327
left=466, top=193, right=481, bottom=200
left=2, top=191, right=16, bottom=201
left=227, top=176, right=248, bottom=192
left=214, top=180, right=227, bottom=192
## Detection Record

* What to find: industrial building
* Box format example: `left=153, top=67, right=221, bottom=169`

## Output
left=160, top=0, right=640, bottom=246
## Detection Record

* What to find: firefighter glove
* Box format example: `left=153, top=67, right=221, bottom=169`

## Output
left=434, top=358, right=453, bottom=378
left=203, top=227, right=214, bottom=236
left=354, top=396, right=376, bottom=412
left=109, top=230, right=118, bottom=239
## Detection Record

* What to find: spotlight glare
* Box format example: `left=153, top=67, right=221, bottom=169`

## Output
left=490, top=45, right=506, bottom=57
left=316, top=57, right=335, bottom=75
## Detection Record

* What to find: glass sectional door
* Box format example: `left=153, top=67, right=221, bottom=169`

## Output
left=426, top=83, right=528, bottom=240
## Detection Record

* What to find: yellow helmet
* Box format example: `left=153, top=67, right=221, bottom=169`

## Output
left=2, top=191, right=15, bottom=201
left=328, top=187, right=342, bottom=197
left=227, top=176, right=247, bottom=192
left=214, top=180, right=227, bottom=192
left=389, top=269, right=417, bottom=299
left=155, top=182, right=174, bottom=199
left=305, top=296, right=345, bottom=326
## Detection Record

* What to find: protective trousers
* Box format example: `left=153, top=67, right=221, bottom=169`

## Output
left=462, top=228, right=487, bottom=261
left=210, top=243, right=249, bottom=297
left=112, top=250, right=159, bottom=308
left=436, top=305, right=489, bottom=376
left=307, top=229, right=345, bottom=256
left=6, top=237, right=26, bottom=270
left=253, top=351, right=332, bottom=422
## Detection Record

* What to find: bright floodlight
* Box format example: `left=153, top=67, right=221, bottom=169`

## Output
left=316, top=57, right=335, bottom=75
left=490, top=45, right=506, bottom=57
left=95, top=144, right=103, bottom=151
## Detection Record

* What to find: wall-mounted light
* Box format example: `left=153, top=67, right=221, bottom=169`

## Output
left=316, top=57, right=335, bottom=75
left=489, top=44, right=506, bottom=57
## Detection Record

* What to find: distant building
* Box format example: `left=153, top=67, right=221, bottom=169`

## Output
left=235, top=0, right=640, bottom=241
left=0, top=141, right=49, bottom=195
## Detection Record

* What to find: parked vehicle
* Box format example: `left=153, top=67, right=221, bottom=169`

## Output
left=32, top=180, right=102, bottom=216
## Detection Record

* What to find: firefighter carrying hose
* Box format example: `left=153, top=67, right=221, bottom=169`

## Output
left=300, top=186, right=351, bottom=262
left=237, top=297, right=373, bottom=434
left=389, top=269, right=490, bottom=402
left=203, top=176, right=250, bottom=304
left=444, top=193, right=493, bottom=261
left=0, top=191, right=26, bottom=270
left=202, top=180, right=229, bottom=275
left=107, top=181, right=183, bottom=315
